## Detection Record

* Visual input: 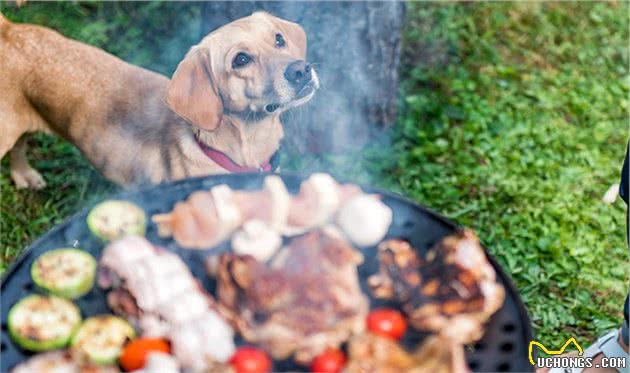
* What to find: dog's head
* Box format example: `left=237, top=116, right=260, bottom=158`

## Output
left=166, top=12, right=319, bottom=131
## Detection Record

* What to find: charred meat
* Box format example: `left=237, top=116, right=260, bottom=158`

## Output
left=368, top=230, right=505, bottom=344
left=343, top=333, right=469, bottom=373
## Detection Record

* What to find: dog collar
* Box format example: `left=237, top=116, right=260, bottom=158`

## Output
left=196, top=138, right=272, bottom=173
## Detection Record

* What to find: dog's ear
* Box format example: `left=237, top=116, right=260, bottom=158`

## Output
left=166, top=49, right=223, bottom=131
left=274, top=17, right=307, bottom=58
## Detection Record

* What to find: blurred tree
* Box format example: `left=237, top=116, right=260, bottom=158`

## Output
left=200, top=2, right=405, bottom=153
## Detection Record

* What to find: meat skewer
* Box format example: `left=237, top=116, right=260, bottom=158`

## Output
left=153, top=173, right=393, bottom=252
left=98, top=236, right=235, bottom=372
left=368, top=230, right=505, bottom=344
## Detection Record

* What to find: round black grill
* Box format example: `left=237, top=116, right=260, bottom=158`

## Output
left=0, top=173, right=534, bottom=372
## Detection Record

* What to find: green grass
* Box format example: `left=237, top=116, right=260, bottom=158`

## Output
left=1, top=2, right=628, bottom=348
left=392, top=2, right=629, bottom=347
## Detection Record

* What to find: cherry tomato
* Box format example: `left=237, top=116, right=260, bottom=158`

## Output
left=310, top=348, right=346, bottom=373
left=119, top=338, right=171, bottom=371
left=366, top=308, right=407, bottom=340
left=230, top=346, right=272, bottom=373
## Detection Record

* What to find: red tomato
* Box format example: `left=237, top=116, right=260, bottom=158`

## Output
left=230, top=346, right=272, bottom=373
left=119, top=338, right=171, bottom=371
left=366, top=308, right=407, bottom=340
left=310, top=348, right=346, bottom=373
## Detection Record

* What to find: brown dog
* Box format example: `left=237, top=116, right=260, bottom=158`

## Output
left=0, top=11, right=318, bottom=188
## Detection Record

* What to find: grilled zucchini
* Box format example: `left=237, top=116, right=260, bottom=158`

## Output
left=31, top=248, right=96, bottom=299
left=8, top=295, right=81, bottom=352
left=87, top=200, right=146, bottom=241
left=71, top=315, right=136, bottom=365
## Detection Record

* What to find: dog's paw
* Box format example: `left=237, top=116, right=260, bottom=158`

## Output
left=11, top=168, right=47, bottom=190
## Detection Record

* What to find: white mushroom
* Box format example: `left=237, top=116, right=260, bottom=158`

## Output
left=336, top=194, right=392, bottom=247
left=232, top=220, right=282, bottom=262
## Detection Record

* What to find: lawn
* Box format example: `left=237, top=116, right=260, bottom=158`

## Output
left=1, top=2, right=628, bottom=348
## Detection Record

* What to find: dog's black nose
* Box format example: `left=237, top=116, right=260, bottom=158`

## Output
left=284, top=60, right=312, bottom=88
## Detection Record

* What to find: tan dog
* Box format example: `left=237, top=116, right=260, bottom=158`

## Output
left=0, top=11, right=318, bottom=188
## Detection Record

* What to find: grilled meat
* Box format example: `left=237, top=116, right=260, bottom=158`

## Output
left=283, top=173, right=356, bottom=235
left=216, top=229, right=368, bottom=364
left=343, top=333, right=469, bottom=373
left=152, top=184, right=242, bottom=249
left=98, top=236, right=235, bottom=371
left=151, top=176, right=288, bottom=250
left=368, top=230, right=505, bottom=344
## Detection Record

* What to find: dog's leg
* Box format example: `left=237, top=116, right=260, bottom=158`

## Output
left=1, top=98, right=50, bottom=189
left=9, top=136, right=46, bottom=190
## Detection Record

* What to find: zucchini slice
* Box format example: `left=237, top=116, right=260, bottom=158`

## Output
left=71, top=315, right=136, bottom=365
left=31, top=249, right=96, bottom=299
left=87, top=200, right=146, bottom=241
left=8, top=295, right=81, bottom=352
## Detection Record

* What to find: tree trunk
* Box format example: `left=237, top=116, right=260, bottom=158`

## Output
left=201, top=1, right=405, bottom=153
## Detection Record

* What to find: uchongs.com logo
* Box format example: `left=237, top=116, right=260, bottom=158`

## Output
left=529, top=337, right=627, bottom=370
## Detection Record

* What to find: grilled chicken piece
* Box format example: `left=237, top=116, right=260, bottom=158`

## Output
left=344, top=333, right=469, bottom=373
left=235, top=175, right=291, bottom=231
left=368, top=230, right=505, bottom=344
left=283, top=173, right=360, bottom=235
left=153, top=184, right=242, bottom=249
left=98, top=236, right=235, bottom=371
left=12, top=350, right=119, bottom=373
left=216, top=230, right=368, bottom=364
left=152, top=176, right=288, bottom=250
left=152, top=174, right=384, bottom=254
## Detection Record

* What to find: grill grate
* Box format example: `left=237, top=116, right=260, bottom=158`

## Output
left=0, top=173, right=534, bottom=372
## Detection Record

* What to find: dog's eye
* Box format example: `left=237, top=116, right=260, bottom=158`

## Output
left=232, top=52, right=252, bottom=68
left=275, top=33, right=286, bottom=48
